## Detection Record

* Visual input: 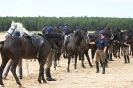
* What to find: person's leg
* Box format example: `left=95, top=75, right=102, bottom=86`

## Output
left=95, top=50, right=100, bottom=73
left=45, top=49, right=56, bottom=81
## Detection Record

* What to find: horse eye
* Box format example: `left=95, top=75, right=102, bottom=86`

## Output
left=11, top=28, right=14, bottom=30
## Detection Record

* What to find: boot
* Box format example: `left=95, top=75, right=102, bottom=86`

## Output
left=102, top=62, right=105, bottom=74
left=124, top=56, right=127, bottom=63
left=46, top=68, right=56, bottom=81
left=96, top=62, right=99, bottom=73
left=110, top=53, right=114, bottom=61
left=127, top=56, right=130, bottom=63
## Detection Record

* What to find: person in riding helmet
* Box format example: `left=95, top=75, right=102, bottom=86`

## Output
left=89, top=31, right=108, bottom=74
left=42, top=25, right=54, bottom=34
left=62, top=25, right=72, bottom=52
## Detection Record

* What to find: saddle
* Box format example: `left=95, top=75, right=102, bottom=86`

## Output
left=31, top=33, right=44, bottom=49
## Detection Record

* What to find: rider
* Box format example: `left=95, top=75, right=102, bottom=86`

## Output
left=62, top=25, right=72, bottom=52
left=42, top=25, right=56, bottom=81
left=90, top=30, right=108, bottom=74
left=95, top=30, right=108, bottom=74
left=42, top=25, right=54, bottom=34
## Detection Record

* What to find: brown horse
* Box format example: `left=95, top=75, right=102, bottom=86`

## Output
left=0, top=33, right=63, bottom=87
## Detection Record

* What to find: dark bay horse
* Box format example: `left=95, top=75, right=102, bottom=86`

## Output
left=0, top=33, right=63, bottom=87
left=79, top=31, right=93, bottom=68
left=65, top=30, right=88, bottom=72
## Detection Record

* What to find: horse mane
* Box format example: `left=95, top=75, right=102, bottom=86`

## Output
left=11, top=21, right=29, bottom=34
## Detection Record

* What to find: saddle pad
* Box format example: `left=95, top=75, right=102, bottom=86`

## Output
left=31, top=33, right=44, bottom=48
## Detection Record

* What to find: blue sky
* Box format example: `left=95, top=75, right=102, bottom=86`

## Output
left=0, top=0, right=133, bottom=18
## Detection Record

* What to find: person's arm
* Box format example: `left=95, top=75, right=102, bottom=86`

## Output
left=103, top=39, right=108, bottom=53
left=89, top=42, right=95, bottom=44
left=124, top=42, right=130, bottom=46
left=103, top=46, right=107, bottom=53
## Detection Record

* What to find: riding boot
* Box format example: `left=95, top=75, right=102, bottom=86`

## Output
left=96, top=62, right=99, bottom=73
left=102, top=62, right=105, bottom=74
left=127, top=56, right=130, bottom=63
left=110, top=53, right=114, bottom=61
left=46, top=68, right=56, bottom=81
left=124, top=56, right=127, bottom=63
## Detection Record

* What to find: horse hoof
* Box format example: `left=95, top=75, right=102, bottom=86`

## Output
left=75, top=69, right=78, bottom=72
left=0, top=85, right=5, bottom=87
left=42, top=79, right=47, bottom=83
left=47, top=78, right=56, bottom=81
left=102, top=72, right=105, bottom=74
left=67, top=69, right=70, bottom=72
left=38, top=80, right=42, bottom=84
left=82, top=65, right=86, bottom=68
left=109, top=59, right=114, bottom=61
left=90, top=65, right=93, bottom=68
left=19, top=77, right=23, bottom=79
left=18, top=85, right=22, bottom=88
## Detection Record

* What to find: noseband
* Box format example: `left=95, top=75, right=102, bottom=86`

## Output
left=7, top=25, right=17, bottom=36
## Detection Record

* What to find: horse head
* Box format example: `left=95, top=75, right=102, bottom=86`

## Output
left=74, top=29, right=89, bottom=45
left=6, top=21, right=29, bottom=38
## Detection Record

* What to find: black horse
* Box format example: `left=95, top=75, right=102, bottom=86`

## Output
left=65, top=30, right=88, bottom=72
left=0, top=33, right=63, bottom=87
left=79, top=31, right=93, bottom=68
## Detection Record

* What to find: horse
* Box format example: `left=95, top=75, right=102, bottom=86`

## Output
left=119, top=30, right=131, bottom=63
left=78, top=29, right=93, bottom=68
left=65, top=29, right=89, bottom=72
left=111, top=28, right=121, bottom=58
left=3, top=21, right=29, bottom=79
left=0, top=23, right=63, bottom=87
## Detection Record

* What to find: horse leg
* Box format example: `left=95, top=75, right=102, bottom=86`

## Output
left=109, top=53, right=114, bottom=61
left=74, top=53, right=78, bottom=70
left=54, top=53, right=58, bottom=70
left=0, top=55, right=10, bottom=86
left=81, top=52, right=86, bottom=68
left=11, top=59, right=22, bottom=86
left=38, top=59, right=47, bottom=83
left=79, top=53, right=81, bottom=60
left=18, top=59, right=23, bottom=79
left=67, top=54, right=71, bottom=72
left=127, top=55, right=130, bottom=63
left=91, top=49, right=96, bottom=59
left=84, top=50, right=93, bottom=67
left=118, top=47, right=121, bottom=58
left=3, top=60, right=12, bottom=79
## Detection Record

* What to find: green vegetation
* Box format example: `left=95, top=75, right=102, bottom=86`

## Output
left=0, top=16, right=133, bottom=31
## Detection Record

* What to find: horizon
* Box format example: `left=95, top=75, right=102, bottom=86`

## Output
left=0, top=0, right=133, bottom=18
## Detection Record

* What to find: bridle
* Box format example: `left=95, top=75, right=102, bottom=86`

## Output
left=7, top=25, right=17, bottom=36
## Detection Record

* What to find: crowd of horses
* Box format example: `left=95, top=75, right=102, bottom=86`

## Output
left=0, top=21, right=133, bottom=87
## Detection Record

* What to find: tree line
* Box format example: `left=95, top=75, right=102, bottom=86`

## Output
left=0, top=16, right=133, bottom=31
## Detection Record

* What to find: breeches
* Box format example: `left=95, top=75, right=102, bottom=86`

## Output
left=123, top=47, right=129, bottom=56
left=46, top=49, right=55, bottom=69
left=95, top=49, right=106, bottom=62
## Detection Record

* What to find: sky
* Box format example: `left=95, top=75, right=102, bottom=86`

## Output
left=0, top=0, right=133, bottom=18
